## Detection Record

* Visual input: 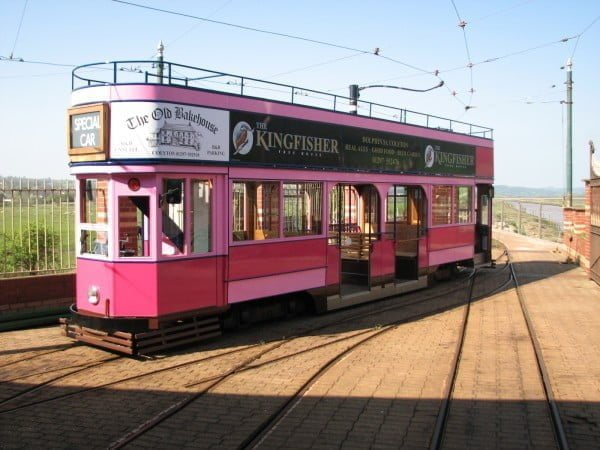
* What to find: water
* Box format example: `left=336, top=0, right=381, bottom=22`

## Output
left=507, top=201, right=563, bottom=230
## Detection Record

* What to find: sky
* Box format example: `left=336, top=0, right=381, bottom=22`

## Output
left=1, top=0, right=599, bottom=189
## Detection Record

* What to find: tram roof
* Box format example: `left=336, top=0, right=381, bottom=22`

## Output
left=72, top=60, right=493, bottom=141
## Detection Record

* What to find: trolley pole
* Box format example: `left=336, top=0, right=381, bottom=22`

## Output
left=156, top=40, right=165, bottom=84
left=349, top=84, right=359, bottom=115
left=565, top=58, right=573, bottom=207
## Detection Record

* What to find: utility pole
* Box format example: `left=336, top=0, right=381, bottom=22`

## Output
left=156, top=40, right=164, bottom=84
left=565, top=58, right=573, bottom=207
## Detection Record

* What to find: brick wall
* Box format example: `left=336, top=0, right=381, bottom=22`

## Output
left=0, top=273, right=75, bottom=314
left=563, top=181, right=591, bottom=268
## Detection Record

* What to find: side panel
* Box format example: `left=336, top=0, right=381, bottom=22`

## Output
left=370, top=239, right=395, bottom=279
left=112, top=262, right=159, bottom=317
left=428, top=225, right=474, bottom=251
left=476, top=146, right=494, bottom=178
left=326, top=244, right=341, bottom=287
left=428, top=225, right=475, bottom=266
left=76, top=258, right=117, bottom=316
left=156, top=257, right=224, bottom=316
left=228, top=238, right=327, bottom=281
left=418, top=237, right=428, bottom=269
left=228, top=268, right=326, bottom=303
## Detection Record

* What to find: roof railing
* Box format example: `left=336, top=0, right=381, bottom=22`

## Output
left=72, top=60, right=493, bottom=140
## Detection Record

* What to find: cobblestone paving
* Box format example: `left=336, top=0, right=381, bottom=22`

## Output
left=255, top=308, right=465, bottom=449
left=443, top=288, right=556, bottom=448
left=497, top=230, right=600, bottom=449
left=1, top=233, right=599, bottom=449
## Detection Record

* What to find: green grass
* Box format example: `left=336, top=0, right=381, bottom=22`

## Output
left=0, top=203, right=76, bottom=274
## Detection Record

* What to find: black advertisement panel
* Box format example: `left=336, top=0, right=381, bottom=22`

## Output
left=230, top=111, right=475, bottom=177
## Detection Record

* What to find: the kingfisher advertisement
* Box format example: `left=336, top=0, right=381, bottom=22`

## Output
left=230, top=111, right=475, bottom=176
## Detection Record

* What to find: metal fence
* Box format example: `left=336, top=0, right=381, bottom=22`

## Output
left=492, top=198, right=576, bottom=243
left=0, top=178, right=75, bottom=278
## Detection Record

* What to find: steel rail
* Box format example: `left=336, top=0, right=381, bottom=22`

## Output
left=242, top=264, right=514, bottom=449
left=508, top=251, right=570, bottom=450
left=428, top=270, right=478, bottom=450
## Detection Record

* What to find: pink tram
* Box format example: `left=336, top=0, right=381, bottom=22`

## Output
left=63, top=60, right=494, bottom=354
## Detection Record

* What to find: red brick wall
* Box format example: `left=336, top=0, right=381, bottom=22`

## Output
left=0, top=273, right=75, bottom=314
left=563, top=181, right=591, bottom=268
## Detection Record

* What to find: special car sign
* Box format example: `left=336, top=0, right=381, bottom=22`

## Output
left=67, top=103, right=109, bottom=162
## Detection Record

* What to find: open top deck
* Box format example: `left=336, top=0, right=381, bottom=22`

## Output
left=72, top=60, right=493, bottom=141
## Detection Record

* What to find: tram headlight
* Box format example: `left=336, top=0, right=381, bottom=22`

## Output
left=87, top=285, right=100, bottom=305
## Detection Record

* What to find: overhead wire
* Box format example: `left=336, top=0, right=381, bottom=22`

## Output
left=9, top=0, right=29, bottom=59
left=449, top=0, right=474, bottom=109
left=114, top=0, right=379, bottom=62
left=145, top=0, right=235, bottom=59
left=265, top=52, right=365, bottom=79
left=571, top=13, right=600, bottom=58
left=112, top=0, right=471, bottom=106
left=0, top=56, right=75, bottom=67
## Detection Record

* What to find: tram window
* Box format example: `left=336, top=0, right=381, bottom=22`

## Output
left=80, top=230, right=108, bottom=256
left=81, top=178, right=108, bottom=225
left=283, top=183, right=322, bottom=237
left=454, top=186, right=472, bottom=224
left=161, top=179, right=185, bottom=255
left=480, top=194, right=490, bottom=226
left=232, top=181, right=280, bottom=241
left=79, top=178, right=109, bottom=257
left=118, top=196, right=149, bottom=257
left=192, top=180, right=212, bottom=253
left=386, top=186, right=408, bottom=223
left=432, top=185, right=452, bottom=225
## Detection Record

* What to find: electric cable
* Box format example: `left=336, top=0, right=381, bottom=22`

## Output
left=9, top=0, right=29, bottom=59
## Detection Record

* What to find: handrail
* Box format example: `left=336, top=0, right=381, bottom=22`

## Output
left=72, top=60, right=493, bottom=140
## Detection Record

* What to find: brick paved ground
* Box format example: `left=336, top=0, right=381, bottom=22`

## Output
left=444, top=275, right=556, bottom=448
left=496, top=230, right=600, bottom=449
left=1, top=231, right=599, bottom=448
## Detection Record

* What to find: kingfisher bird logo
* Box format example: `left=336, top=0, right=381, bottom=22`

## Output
left=232, top=121, right=253, bottom=155
left=424, top=145, right=435, bottom=168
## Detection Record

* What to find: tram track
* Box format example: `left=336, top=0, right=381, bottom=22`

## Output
left=508, top=250, right=569, bottom=450
left=0, top=342, right=79, bottom=370
left=0, top=255, right=511, bottom=448
left=426, top=244, right=569, bottom=450
left=106, top=259, right=511, bottom=448
left=0, top=265, right=490, bottom=415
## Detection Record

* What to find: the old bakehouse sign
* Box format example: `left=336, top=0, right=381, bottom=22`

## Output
left=110, top=101, right=229, bottom=162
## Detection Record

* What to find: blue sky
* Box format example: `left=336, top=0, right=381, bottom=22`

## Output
left=1, top=0, right=599, bottom=189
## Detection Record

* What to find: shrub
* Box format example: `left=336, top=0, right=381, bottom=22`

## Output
left=0, top=224, right=60, bottom=274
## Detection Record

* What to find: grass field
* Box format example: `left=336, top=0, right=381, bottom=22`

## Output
left=0, top=202, right=76, bottom=275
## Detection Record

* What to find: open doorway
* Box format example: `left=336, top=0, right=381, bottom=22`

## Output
left=475, top=184, right=493, bottom=263
left=329, top=184, right=380, bottom=294
left=386, top=185, right=426, bottom=281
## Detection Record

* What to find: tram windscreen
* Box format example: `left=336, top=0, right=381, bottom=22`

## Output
left=118, top=196, right=149, bottom=257
left=162, top=179, right=185, bottom=254
left=79, top=178, right=109, bottom=257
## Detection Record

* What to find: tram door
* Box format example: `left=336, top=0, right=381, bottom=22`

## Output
left=475, top=184, right=493, bottom=263
left=329, top=184, right=380, bottom=294
left=386, top=186, right=426, bottom=280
